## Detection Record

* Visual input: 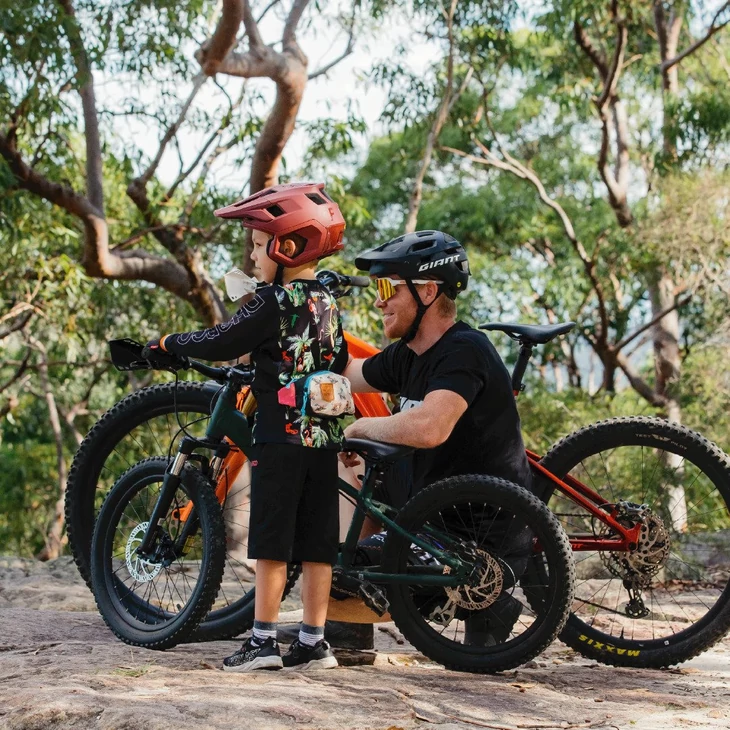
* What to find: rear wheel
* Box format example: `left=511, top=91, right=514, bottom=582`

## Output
left=381, top=475, right=574, bottom=673
left=90, top=458, right=226, bottom=649
left=540, top=416, right=730, bottom=668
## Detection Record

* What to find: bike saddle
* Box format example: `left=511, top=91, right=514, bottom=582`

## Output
left=479, top=321, right=576, bottom=345
left=342, top=438, right=414, bottom=464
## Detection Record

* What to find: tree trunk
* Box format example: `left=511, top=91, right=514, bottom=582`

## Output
left=31, top=342, right=67, bottom=561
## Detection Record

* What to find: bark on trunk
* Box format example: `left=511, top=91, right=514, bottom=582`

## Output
left=32, top=343, right=67, bottom=561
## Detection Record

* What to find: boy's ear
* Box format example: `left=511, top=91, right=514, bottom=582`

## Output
left=281, top=238, right=298, bottom=257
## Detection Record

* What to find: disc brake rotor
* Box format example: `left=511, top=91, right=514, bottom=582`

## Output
left=125, top=522, right=163, bottom=582
left=445, top=548, right=504, bottom=611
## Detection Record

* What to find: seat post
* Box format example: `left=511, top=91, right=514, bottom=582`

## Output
left=511, top=341, right=535, bottom=396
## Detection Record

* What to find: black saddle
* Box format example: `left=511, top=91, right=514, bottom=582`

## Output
left=479, top=321, right=576, bottom=345
left=341, top=438, right=414, bottom=464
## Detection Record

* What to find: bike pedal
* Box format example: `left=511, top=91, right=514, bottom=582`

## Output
left=358, top=581, right=389, bottom=616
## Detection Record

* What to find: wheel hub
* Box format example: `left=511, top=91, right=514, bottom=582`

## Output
left=125, top=522, right=163, bottom=582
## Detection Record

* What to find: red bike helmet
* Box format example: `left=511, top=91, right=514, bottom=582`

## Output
left=215, top=182, right=346, bottom=266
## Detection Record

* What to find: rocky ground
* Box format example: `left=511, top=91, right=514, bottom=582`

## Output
left=1, top=556, right=729, bottom=730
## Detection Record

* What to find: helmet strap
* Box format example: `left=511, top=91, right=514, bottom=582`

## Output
left=402, top=279, right=438, bottom=344
left=274, top=264, right=285, bottom=286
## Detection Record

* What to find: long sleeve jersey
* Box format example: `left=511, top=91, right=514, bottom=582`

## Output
left=163, top=279, right=348, bottom=449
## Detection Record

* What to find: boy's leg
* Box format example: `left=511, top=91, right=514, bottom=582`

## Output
left=255, top=559, right=289, bottom=623
left=223, top=444, right=306, bottom=672
left=282, top=450, right=339, bottom=670
left=301, top=561, right=332, bottom=628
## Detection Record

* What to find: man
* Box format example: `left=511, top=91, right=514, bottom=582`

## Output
left=280, top=230, right=533, bottom=650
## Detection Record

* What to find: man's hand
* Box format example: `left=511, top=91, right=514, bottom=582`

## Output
left=339, top=450, right=362, bottom=468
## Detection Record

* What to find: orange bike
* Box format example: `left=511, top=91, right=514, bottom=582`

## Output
left=67, top=271, right=730, bottom=667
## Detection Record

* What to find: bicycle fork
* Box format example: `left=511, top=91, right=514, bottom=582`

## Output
left=136, top=438, right=198, bottom=560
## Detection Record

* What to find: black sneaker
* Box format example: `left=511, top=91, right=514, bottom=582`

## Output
left=222, top=636, right=283, bottom=672
left=282, top=638, right=338, bottom=671
left=465, top=594, right=523, bottom=647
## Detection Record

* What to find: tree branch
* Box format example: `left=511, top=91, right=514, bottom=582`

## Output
left=283, top=0, right=311, bottom=51
left=198, top=0, right=246, bottom=75
left=443, top=135, right=611, bottom=345
left=615, top=351, right=669, bottom=408
left=135, top=74, right=207, bottom=187
left=573, top=21, right=609, bottom=79
left=403, top=0, right=459, bottom=234
left=661, top=1, right=730, bottom=71
left=308, top=19, right=356, bottom=80
left=0, top=349, right=31, bottom=395
left=57, top=0, right=104, bottom=214
left=614, top=293, right=691, bottom=352
left=243, top=0, right=265, bottom=50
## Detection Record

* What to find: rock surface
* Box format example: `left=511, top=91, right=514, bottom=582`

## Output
left=1, top=557, right=729, bottom=730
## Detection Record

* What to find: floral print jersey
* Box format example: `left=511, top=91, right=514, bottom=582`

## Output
left=163, top=280, right=348, bottom=449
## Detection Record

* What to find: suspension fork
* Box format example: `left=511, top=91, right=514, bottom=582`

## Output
left=136, top=436, right=199, bottom=556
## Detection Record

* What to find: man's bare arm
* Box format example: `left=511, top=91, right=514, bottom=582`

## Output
left=342, top=358, right=381, bottom=393
left=343, top=389, right=468, bottom=449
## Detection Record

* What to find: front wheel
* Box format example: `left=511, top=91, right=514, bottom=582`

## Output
left=540, top=416, right=730, bottom=668
left=381, top=475, right=575, bottom=673
left=90, top=458, right=226, bottom=649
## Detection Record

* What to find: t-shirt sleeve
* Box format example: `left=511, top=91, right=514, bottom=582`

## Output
left=163, top=287, right=278, bottom=361
left=425, top=339, right=488, bottom=406
left=361, top=341, right=405, bottom=393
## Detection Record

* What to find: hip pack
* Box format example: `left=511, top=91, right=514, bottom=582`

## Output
left=277, top=371, right=355, bottom=418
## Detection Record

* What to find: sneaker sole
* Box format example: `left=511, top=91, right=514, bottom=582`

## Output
left=282, top=656, right=339, bottom=672
left=223, top=656, right=283, bottom=672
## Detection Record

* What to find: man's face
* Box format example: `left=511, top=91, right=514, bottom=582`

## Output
left=374, top=275, right=420, bottom=339
left=249, top=229, right=278, bottom=282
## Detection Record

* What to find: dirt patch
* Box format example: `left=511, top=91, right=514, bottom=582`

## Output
left=1, top=557, right=729, bottom=730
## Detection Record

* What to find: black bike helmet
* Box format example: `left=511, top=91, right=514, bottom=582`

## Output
left=355, top=231, right=470, bottom=342
left=355, top=230, right=469, bottom=299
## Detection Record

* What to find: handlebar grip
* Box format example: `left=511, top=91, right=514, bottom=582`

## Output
left=346, top=275, right=371, bottom=288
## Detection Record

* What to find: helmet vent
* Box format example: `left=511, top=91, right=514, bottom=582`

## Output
left=416, top=230, right=433, bottom=237
left=266, top=204, right=286, bottom=217
left=306, top=193, right=327, bottom=205
left=411, top=240, right=436, bottom=252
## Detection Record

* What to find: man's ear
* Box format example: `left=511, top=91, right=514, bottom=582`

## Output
left=281, top=238, right=297, bottom=257
left=425, top=281, right=441, bottom=305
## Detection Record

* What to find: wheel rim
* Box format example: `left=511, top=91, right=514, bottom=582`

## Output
left=548, top=434, right=730, bottom=648
left=105, top=473, right=208, bottom=629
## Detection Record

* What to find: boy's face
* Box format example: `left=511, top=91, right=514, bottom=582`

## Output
left=250, top=229, right=278, bottom=282
left=249, top=229, right=300, bottom=282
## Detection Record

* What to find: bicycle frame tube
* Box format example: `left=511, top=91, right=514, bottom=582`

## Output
left=337, top=469, right=471, bottom=584
left=526, top=450, right=641, bottom=551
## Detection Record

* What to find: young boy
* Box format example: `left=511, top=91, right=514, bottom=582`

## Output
left=148, top=182, right=348, bottom=671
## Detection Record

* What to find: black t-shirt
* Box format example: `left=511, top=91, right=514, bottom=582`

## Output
left=164, top=280, right=348, bottom=449
left=362, top=321, right=532, bottom=493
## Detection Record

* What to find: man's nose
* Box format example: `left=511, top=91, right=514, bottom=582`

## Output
left=374, top=295, right=386, bottom=309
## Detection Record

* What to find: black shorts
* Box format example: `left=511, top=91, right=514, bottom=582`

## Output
left=248, top=443, right=340, bottom=564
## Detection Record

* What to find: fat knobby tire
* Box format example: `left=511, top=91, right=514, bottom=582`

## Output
left=65, top=381, right=301, bottom=642
left=66, top=381, right=216, bottom=589
left=90, top=458, right=226, bottom=650
left=540, top=416, right=730, bottom=668
left=381, top=475, right=575, bottom=673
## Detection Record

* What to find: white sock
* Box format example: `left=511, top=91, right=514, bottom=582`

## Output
left=299, top=623, right=324, bottom=647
